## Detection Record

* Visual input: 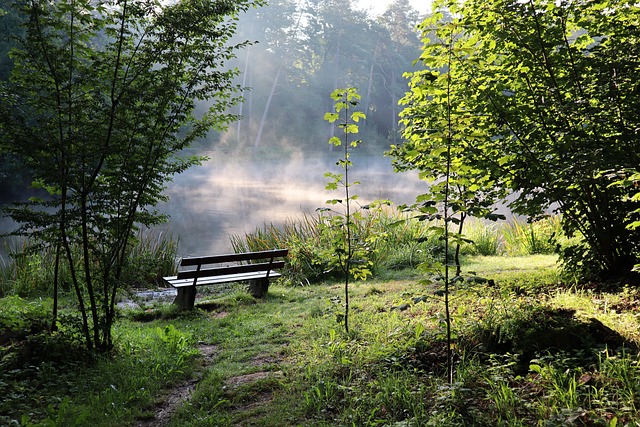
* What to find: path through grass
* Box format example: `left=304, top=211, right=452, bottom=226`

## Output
left=3, top=255, right=640, bottom=426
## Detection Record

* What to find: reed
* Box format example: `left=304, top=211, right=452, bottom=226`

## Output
left=0, top=229, right=178, bottom=295
left=502, top=216, right=560, bottom=256
left=463, top=219, right=502, bottom=256
left=230, top=208, right=444, bottom=284
left=121, top=228, right=179, bottom=288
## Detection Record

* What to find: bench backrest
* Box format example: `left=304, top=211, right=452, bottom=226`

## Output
left=179, top=249, right=288, bottom=267
left=175, top=249, right=288, bottom=281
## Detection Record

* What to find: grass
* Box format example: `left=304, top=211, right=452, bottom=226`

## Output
left=3, top=254, right=640, bottom=426
left=0, top=229, right=178, bottom=297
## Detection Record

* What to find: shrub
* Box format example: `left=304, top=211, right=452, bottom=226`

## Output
left=231, top=209, right=443, bottom=284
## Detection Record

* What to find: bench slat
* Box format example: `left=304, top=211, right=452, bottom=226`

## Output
left=176, top=260, right=286, bottom=280
left=179, top=249, right=288, bottom=267
left=165, top=271, right=282, bottom=288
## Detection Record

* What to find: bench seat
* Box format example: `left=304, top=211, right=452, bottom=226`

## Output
left=163, top=271, right=282, bottom=288
left=163, top=249, right=288, bottom=310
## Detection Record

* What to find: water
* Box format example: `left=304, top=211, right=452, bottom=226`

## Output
left=155, top=150, right=424, bottom=256
left=116, top=288, right=178, bottom=308
left=0, top=150, right=425, bottom=259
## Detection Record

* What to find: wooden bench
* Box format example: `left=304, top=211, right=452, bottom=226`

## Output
left=163, top=249, right=288, bottom=310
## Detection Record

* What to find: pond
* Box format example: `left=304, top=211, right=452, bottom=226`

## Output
left=0, top=150, right=426, bottom=259
left=155, top=150, right=425, bottom=256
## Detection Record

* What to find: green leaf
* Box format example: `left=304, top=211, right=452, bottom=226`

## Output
left=351, top=111, right=366, bottom=122
left=324, top=112, right=339, bottom=123
left=329, top=136, right=341, bottom=146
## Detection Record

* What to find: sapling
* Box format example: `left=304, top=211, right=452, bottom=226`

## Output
left=321, top=87, right=371, bottom=334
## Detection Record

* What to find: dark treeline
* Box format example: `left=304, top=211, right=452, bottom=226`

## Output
left=207, top=0, right=425, bottom=152
left=0, top=0, right=424, bottom=199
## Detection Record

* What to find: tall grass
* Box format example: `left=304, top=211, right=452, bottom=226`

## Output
left=464, top=220, right=501, bottom=256
left=230, top=213, right=327, bottom=284
left=230, top=209, right=443, bottom=284
left=462, top=216, right=562, bottom=256
left=502, top=216, right=560, bottom=255
left=0, top=237, right=68, bottom=296
left=121, top=229, right=179, bottom=288
left=232, top=212, right=564, bottom=284
left=0, top=229, right=178, bottom=296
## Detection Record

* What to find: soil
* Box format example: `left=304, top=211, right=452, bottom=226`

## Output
left=135, top=346, right=283, bottom=426
left=135, top=344, right=218, bottom=427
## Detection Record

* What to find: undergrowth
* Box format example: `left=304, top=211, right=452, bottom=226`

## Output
left=3, top=253, right=640, bottom=425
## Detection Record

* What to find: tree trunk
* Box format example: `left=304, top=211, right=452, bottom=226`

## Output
left=237, top=30, right=252, bottom=144
left=254, top=62, right=283, bottom=148
left=363, top=41, right=381, bottom=132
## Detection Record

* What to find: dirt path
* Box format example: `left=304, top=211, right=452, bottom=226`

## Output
left=135, top=337, right=285, bottom=427
left=135, top=344, right=218, bottom=427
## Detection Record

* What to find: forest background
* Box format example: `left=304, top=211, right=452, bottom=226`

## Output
left=0, top=0, right=427, bottom=202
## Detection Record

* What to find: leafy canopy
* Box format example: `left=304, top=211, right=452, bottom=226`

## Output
left=393, top=0, right=640, bottom=281
left=0, top=0, right=262, bottom=350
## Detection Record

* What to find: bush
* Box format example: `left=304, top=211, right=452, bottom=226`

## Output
left=231, top=209, right=443, bottom=284
left=0, top=230, right=179, bottom=297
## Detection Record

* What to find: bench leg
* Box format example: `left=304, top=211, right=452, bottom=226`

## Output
left=248, top=278, right=269, bottom=298
left=173, top=286, right=196, bottom=310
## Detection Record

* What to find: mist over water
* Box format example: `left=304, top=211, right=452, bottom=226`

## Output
left=156, top=150, right=425, bottom=256
left=0, top=149, right=518, bottom=261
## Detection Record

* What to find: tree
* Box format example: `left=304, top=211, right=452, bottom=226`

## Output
left=321, top=87, right=371, bottom=334
left=0, top=0, right=261, bottom=351
left=389, top=8, right=505, bottom=276
left=200, top=0, right=423, bottom=153
left=0, top=2, right=23, bottom=80
left=394, top=0, right=640, bottom=282
left=370, top=0, right=422, bottom=143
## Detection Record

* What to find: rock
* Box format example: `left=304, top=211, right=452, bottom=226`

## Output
left=391, top=303, right=410, bottom=311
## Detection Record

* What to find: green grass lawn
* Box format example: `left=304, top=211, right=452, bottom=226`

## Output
left=3, top=255, right=640, bottom=426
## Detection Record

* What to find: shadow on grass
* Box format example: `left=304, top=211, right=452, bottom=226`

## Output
left=471, top=306, right=633, bottom=373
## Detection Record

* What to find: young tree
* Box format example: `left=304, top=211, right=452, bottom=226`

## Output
left=0, top=0, right=262, bottom=351
left=389, top=9, right=505, bottom=276
left=394, top=0, right=640, bottom=282
left=322, top=87, right=371, bottom=334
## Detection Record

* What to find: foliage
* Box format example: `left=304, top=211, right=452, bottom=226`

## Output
left=232, top=209, right=444, bottom=285
left=0, top=0, right=260, bottom=351
left=321, top=87, right=373, bottom=333
left=0, top=301, right=199, bottom=426
left=0, top=0, right=24, bottom=81
left=0, top=239, right=69, bottom=297
left=230, top=214, right=328, bottom=285
left=1, top=231, right=178, bottom=297
left=0, top=295, right=51, bottom=336
left=607, top=169, right=640, bottom=273
left=389, top=5, right=506, bottom=275
left=394, top=0, right=640, bottom=282
left=231, top=211, right=566, bottom=285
